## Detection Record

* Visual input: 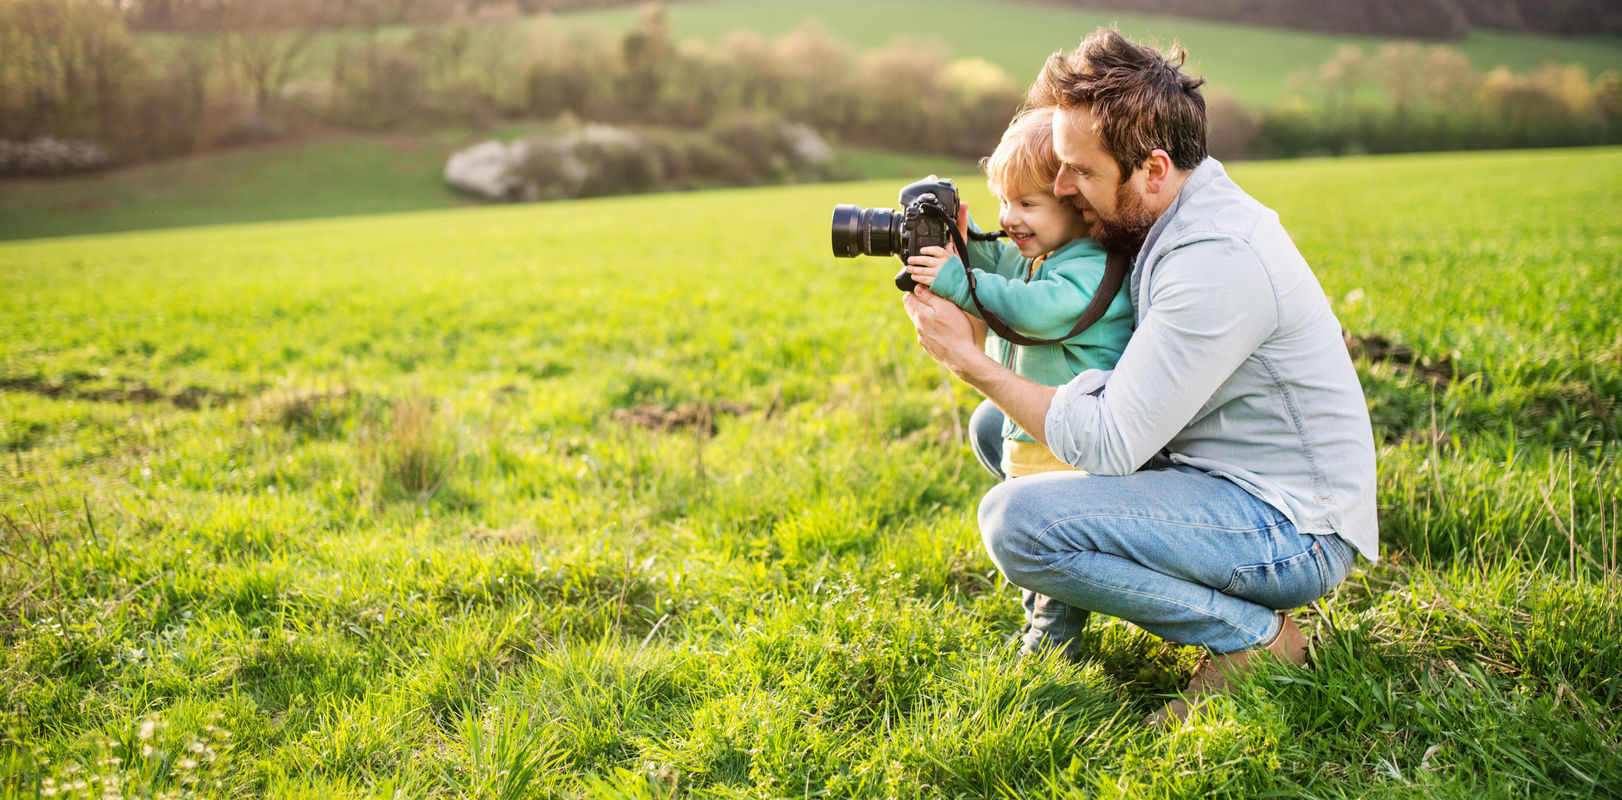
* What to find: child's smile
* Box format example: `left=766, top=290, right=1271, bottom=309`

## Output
left=997, top=190, right=1091, bottom=259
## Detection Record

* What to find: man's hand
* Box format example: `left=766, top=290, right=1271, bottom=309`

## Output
left=902, top=286, right=984, bottom=378
left=903, top=284, right=1059, bottom=449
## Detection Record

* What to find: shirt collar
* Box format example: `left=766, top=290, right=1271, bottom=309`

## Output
left=1136, top=156, right=1224, bottom=262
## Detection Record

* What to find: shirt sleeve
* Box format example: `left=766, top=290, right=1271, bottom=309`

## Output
left=930, top=250, right=1107, bottom=340
left=962, top=212, right=1006, bottom=275
left=1045, top=235, right=1279, bottom=474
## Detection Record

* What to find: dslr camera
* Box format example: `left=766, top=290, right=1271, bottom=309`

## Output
left=831, top=176, right=961, bottom=292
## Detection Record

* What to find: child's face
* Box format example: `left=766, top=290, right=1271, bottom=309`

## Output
left=993, top=186, right=1090, bottom=259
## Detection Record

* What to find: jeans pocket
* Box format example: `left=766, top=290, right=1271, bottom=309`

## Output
left=1223, top=545, right=1328, bottom=610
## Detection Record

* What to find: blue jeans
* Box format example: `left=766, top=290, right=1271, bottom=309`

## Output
left=969, top=401, right=1356, bottom=654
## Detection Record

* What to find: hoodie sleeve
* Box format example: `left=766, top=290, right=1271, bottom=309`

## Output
left=931, top=244, right=1110, bottom=341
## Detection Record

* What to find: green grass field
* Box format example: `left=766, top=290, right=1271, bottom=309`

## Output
left=554, top=0, right=1622, bottom=108
left=2, top=147, right=1619, bottom=797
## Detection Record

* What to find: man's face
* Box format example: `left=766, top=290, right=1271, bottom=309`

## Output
left=1051, top=106, right=1158, bottom=253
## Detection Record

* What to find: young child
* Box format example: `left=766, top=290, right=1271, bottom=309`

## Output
left=904, top=107, right=1133, bottom=478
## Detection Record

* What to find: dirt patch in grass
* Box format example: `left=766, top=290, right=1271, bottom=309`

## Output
left=63, top=196, right=117, bottom=212
left=612, top=401, right=752, bottom=436
left=250, top=385, right=356, bottom=438
left=0, top=372, right=247, bottom=409
left=1346, top=332, right=1456, bottom=388
left=943, top=555, right=998, bottom=599
left=1522, top=380, right=1620, bottom=438
left=384, top=134, right=427, bottom=153
left=466, top=523, right=541, bottom=545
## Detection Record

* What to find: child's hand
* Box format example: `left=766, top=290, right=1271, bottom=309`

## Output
left=905, top=245, right=953, bottom=287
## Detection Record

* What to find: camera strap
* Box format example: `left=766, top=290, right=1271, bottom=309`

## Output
left=942, top=211, right=1131, bottom=348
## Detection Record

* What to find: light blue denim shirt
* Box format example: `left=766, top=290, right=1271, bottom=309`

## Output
left=1044, top=158, right=1380, bottom=562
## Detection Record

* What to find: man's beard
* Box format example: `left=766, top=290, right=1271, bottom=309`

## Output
left=1088, top=182, right=1156, bottom=254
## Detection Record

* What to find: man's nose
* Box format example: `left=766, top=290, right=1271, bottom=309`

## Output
left=1053, top=171, right=1078, bottom=197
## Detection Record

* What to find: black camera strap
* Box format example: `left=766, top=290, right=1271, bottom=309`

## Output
left=940, top=210, right=1131, bottom=348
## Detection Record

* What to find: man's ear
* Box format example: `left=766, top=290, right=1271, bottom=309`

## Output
left=1141, top=149, right=1175, bottom=194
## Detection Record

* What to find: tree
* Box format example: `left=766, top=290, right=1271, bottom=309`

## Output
left=942, top=58, right=1021, bottom=156
left=619, top=2, right=673, bottom=117
left=1317, top=45, right=1364, bottom=120
left=1373, top=43, right=1426, bottom=134
left=0, top=0, right=142, bottom=141
left=213, top=0, right=334, bottom=115
left=1597, top=71, right=1622, bottom=129
left=851, top=39, right=952, bottom=152
left=1420, top=46, right=1478, bottom=114
left=772, top=22, right=855, bottom=133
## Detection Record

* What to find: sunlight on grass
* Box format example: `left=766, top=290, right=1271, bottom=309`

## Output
left=1, top=147, right=1619, bottom=797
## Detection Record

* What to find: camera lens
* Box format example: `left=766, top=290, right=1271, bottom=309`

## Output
left=830, top=205, right=899, bottom=257
left=831, top=205, right=863, bottom=257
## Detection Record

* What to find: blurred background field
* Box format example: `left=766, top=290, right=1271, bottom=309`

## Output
left=4, top=0, right=1621, bottom=240
left=0, top=133, right=968, bottom=241
left=2, top=146, right=1618, bottom=797
left=554, top=0, right=1622, bottom=108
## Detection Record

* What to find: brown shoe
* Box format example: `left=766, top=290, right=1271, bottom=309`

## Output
left=1146, top=613, right=1308, bottom=727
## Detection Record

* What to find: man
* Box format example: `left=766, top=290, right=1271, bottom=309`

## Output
left=903, top=28, right=1378, bottom=724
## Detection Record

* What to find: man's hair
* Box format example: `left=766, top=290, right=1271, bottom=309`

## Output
left=1027, top=27, right=1208, bottom=181
left=980, top=107, right=1067, bottom=198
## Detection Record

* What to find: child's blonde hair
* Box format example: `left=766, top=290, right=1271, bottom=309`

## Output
left=980, top=107, right=1063, bottom=197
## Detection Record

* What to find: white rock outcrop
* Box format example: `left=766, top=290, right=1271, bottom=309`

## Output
left=443, top=139, right=528, bottom=200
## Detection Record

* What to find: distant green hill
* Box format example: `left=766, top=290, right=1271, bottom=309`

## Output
left=554, top=0, right=1622, bottom=108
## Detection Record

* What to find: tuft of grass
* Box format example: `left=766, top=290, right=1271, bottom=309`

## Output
left=355, top=395, right=462, bottom=508
left=250, top=384, right=357, bottom=441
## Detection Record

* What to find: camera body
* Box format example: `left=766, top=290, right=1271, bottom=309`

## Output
left=831, top=176, right=960, bottom=291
